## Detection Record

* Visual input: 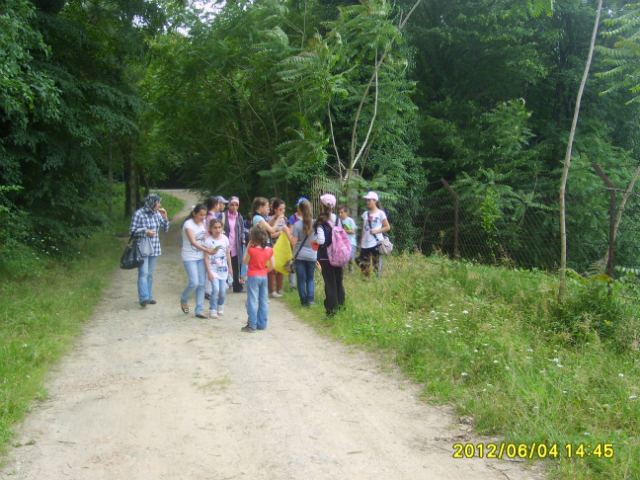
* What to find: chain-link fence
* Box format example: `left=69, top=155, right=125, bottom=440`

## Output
left=383, top=187, right=640, bottom=279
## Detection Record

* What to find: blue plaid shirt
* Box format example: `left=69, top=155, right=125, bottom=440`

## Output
left=129, top=208, right=170, bottom=256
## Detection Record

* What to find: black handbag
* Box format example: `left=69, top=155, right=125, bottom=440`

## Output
left=120, top=233, right=144, bottom=269
left=285, top=234, right=308, bottom=274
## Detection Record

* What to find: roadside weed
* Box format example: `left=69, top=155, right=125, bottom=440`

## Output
left=284, top=254, right=640, bottom=480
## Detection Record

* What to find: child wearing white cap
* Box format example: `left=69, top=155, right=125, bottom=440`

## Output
left=357, top=191, right=390, bottom=277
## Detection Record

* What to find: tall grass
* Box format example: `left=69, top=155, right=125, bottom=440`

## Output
left=284, top=254, right=640, bottom=480
left=0, top=191, right=183, bottom=451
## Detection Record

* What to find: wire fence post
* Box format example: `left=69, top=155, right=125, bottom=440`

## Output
left=592, top=162, right=616, bottom=279
left=440, top=178, right=459, bottom=257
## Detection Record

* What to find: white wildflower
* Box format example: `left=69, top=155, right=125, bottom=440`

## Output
left=527, top=348, right=533, bottom=352
left=493, top=360, right=499, bottom=364
left=474, top=349, right=478, bottom=353
left=629, top=395, right=638, bottom=400
left=619, top=373, right=625, bottom=378
left=463, top=310, right=469, bottom=314
left=557, top=364, right=564, bottom=368
left=552, top=358, right=559, bottom=363
left=461, top=372, right=468, bottom=377
left=505, top=366, right=510, bottom=371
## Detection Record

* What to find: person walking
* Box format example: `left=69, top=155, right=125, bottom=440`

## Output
left=267, top=198, right=287, bottom=298
left=181, top=204, right=214, bottom=319
left=282, top=199, right=317, bottom=307
left=203, top=218, right=232, bottom=318
left=242, top=227, right=275, bottom=333
left=311, top=194, right=345, bottom=317
left=357, top=191, right=390, bottom=277
left=129, top=193, right=169, bottom=307
left=223, top=196, right=245, bottom=292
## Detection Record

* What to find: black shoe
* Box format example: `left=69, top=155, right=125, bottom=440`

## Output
left=205, top=293, right=211, bottom=300
left=149, top=300, right=157, bottom=305
left=140, top=300, right=150, bottom=307
left=233, top=288, right=245, bottom=293
left=195, top=313, right=207, bottom=319
left=241, top=324, right=256, bottom=333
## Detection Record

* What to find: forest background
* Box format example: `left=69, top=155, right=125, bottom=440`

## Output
left=4, top=2, right=640, bottom=479
left=6, top=0, right=640, bottom=274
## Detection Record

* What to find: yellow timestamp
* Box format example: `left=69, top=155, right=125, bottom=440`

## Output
left=452, top=442, right=615, bottom=459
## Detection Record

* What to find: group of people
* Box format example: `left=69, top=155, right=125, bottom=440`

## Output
left=129, top=190, right=391, bottom=334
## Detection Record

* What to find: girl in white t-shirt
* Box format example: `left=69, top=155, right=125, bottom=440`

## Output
left=357, top=191, right=390, bottom=277
left=203, top=218, right=232, bottom=319
left=181, top=204, right=216, bottom=318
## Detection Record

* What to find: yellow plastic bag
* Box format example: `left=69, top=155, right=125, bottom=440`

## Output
left=272, top=231, right=293, bottom=275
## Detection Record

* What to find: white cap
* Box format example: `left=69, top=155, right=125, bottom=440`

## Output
left=363, top=191, right=379, bottom=201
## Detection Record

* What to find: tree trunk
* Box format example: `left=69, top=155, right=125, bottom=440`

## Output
left=108, top=135, right=113, bottom=217
left=612, top=162, right=640, bottom=243
left=558, top=0, right=602, bottom=299
left=124, top=145, right=138, bottom=217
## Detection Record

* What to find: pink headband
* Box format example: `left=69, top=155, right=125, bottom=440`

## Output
left=320, top=193, right=336, bottom=207
left=229, top=196, right=240, bottom=205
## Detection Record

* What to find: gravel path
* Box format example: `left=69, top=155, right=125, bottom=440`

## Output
left=2, top=190, right=544, bottom=480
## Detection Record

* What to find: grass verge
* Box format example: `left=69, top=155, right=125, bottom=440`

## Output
left=283, top=254, right=639, bottom=480
left=0, top=191, right=183, bottom=452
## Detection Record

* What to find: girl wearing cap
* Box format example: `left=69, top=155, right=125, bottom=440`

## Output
left=358, top=191, right=390, bottom=276
left=129, top=194, right=169, bottom=307
left=311, top=194, right=345, bottom=317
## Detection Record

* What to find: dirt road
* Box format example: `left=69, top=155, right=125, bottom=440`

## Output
left=2, top=190, right=543, bottom=480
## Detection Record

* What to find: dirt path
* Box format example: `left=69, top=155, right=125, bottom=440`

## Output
left=2, top=190, right=544, bottom=480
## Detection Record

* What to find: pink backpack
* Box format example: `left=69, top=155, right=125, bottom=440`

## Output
left=327, top=219, right=352, bottom=267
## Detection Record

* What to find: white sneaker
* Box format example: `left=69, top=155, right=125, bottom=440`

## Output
left=217, top=306, right=224, bottom=316
left=209, top=310, right=218, bottom=319
left=277, top=289, right=284, bottom=296
left=269, top=292, right=282, bottom=298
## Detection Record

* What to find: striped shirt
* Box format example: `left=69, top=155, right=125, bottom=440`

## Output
left=129, top=208, right=170, bottom=256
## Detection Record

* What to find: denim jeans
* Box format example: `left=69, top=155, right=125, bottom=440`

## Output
left=245, top=275, right=268, bottom=330
left=295, top=260, right=316, bottom=306
left=137, top=255, right=158, bottom=304
left=209, top=277, right=227, bottom=311
left=181, top=259, right=205, bottom=314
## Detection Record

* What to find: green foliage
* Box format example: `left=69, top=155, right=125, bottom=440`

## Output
left=284, top=253, right=640, bottom=480
left=0, top=232, right=123, bottom=448
left=145, top=0, right=420, bottom=204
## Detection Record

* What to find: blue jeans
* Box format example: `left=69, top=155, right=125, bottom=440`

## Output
left=246, top=275, right=268, bottom=329
left=295, top=260, right=316, bottom=306
left=181, top=259, right=205, bottom=314
left=209, top=277, right=227, bottom=311
left=137, top=255, right=158, bottom=304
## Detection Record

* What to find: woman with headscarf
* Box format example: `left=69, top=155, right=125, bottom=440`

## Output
left=223, top=196, right=245, bottom=292
left=311, top=193, right=344, bottom=317
left=129, top=193, right=169, bottom=307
